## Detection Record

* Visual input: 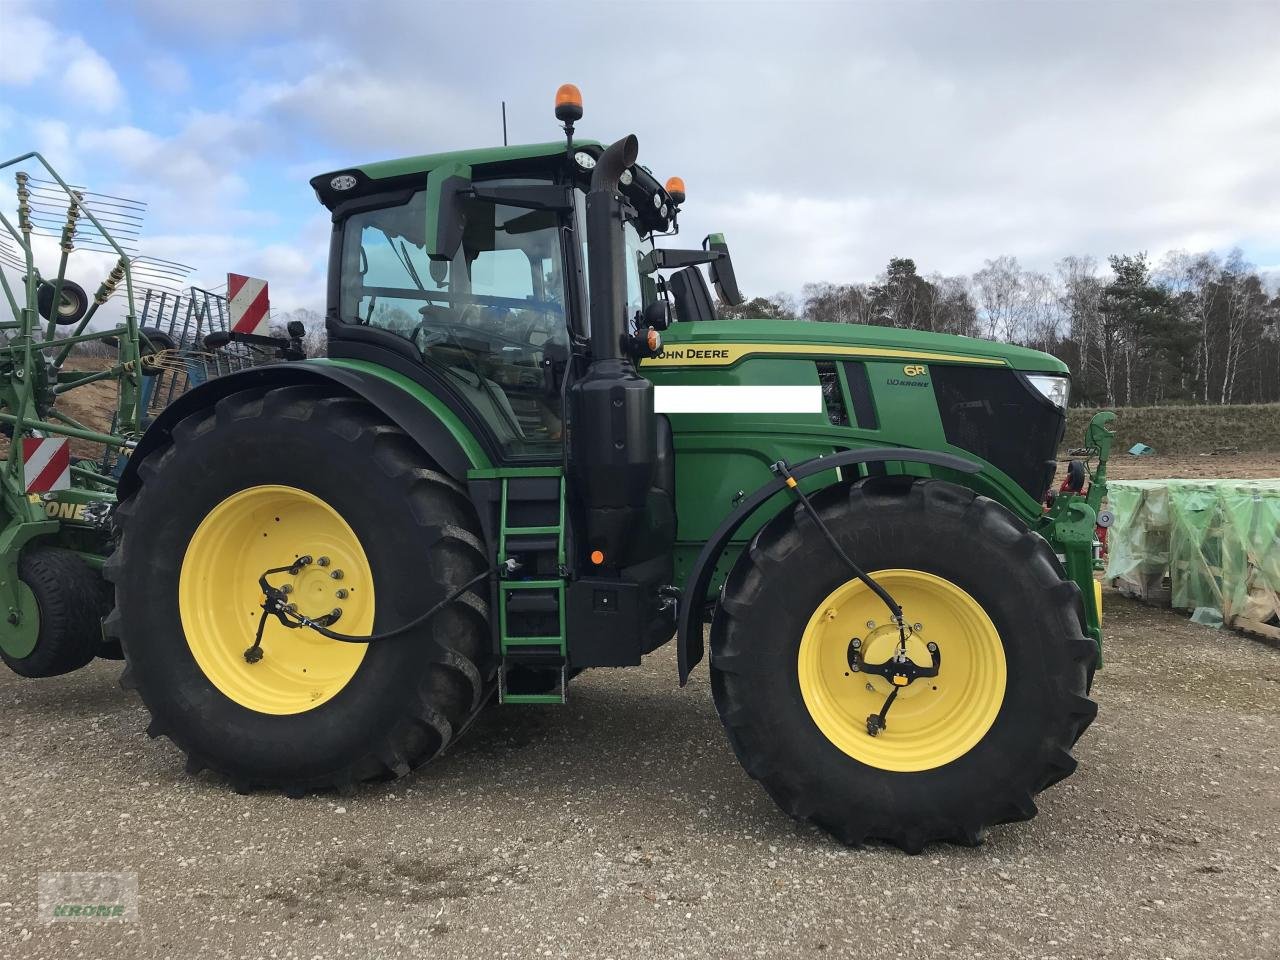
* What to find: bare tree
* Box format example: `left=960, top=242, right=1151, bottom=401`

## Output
left=1160, top=250, right=1220, bottom=401
left=972, top=256, right=1026, bottom=341
left=1057, top=256, right=1102, bottom=402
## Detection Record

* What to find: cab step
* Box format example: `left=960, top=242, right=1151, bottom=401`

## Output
left=498, top=657, right=568, bottom=705
left=488, top=471, right=569, bottom=705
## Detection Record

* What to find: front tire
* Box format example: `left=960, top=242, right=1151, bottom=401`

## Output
left=105, top=385, right=494, bottom=793
left=711, top=478, right=1097, bottom=851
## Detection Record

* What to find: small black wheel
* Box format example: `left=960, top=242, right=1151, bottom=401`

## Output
left=1, top=546, right=105, bottom=677
left=139, top=327, right=179, bottom=377
left=36, top=279, right=89, bottom=326
left=711, top=478, right=1097, bottom=852
left=106, top=384, right=494, bottom=794
left=1064, top=459, right=1087, bottom=492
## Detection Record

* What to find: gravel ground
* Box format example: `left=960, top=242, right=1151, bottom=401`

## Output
left=1, top=592, right=1277, bottom=960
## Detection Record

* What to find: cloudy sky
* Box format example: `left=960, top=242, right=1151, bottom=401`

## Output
left=1, top=0, right=1277, bottom=313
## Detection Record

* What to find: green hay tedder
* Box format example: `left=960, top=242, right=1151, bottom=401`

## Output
left=0, top=86, right=1116, bottom=850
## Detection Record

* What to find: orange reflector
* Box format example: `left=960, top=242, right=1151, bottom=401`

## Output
left=590, top=549, right=605, bottom=565
left=646, top=328, right=661, bottom=352
left=665, top=176, right=686, bottom=204
left=555, top=83, right=584, bottom=122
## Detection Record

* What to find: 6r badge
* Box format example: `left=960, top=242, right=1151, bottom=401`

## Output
left=903, top=364, right=928, bottom=377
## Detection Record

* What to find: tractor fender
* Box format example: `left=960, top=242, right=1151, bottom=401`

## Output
left=116, top=362, right=484, bottom=501
left=677, top=447, right=981, bottom=685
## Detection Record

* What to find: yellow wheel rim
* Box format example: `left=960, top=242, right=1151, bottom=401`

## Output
left=797, top=569, right=1006, bottom=772
left=179, top=485, right=373, bottom=715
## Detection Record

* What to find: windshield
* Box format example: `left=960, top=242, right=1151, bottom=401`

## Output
left=339, top=183, right=570, bottom=458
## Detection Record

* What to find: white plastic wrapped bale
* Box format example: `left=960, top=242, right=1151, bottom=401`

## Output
left=1104, top=479, right=1280, bottom=633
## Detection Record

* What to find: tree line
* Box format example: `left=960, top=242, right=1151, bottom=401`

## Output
left=721, top=251, right=1280, bottom=407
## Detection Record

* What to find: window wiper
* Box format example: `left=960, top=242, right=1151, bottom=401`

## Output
left=396, top=240, right=426, bottom=291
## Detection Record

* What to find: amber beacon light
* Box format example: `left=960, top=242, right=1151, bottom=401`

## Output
left=555, top=83, right=584, bottom=123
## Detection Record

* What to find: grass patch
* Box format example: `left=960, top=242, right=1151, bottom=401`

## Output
left=1064, top=404, right=1280, bottom=456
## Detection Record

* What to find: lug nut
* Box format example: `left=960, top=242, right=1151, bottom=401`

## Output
left=866, top=620, right=876, bottom=630
left=317, top=556, right=330, bottom=567
left=330, top=569, right=344, bottom=581
left=285, top=603, right=298, bottom=614
left=280, top=584, right=293, bottom=595
left=335, top=589, right=349, bottom=600
left=913, top=622, right=923, bottom=631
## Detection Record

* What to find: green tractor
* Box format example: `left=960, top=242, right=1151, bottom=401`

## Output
left=1, top=86, right=1116, bottom=850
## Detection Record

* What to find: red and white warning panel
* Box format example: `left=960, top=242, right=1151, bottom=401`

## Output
left=22, top=438, right=71, bottom=494
left=227, top=273, right=270, bottom=336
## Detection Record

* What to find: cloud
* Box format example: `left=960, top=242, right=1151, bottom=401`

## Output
left=127, top=0, right=306, bottom=40
left=144, top=55, right=191, bottom=96
left=140, top=214, right=330, bottom=314
left=61, top=38, right=125, bottom=113
left=0, top=4, right=124, bottom=114
left=76, top=112, right=257, bottom=229
left=7, top=0, right=1279, bottom=313
left=31, top=119, right=73, bottom=166
left=0, top=6, right=57, bottom=85
left=245, top=60, right=492, bottom=156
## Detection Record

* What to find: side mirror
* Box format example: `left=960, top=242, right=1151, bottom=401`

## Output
left=425, top=160, right=472, bottom=262
left=704, top=232, right=743, bottom=306
left=286, top=320, right=306, bottom=339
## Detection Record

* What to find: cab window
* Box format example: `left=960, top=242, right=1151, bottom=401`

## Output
left=574, top=188, right=655, bottom=336
left=339, top=184, right=570, bottom=458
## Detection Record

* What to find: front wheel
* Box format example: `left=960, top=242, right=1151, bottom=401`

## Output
left=711, top=478, right=1097, bottom=851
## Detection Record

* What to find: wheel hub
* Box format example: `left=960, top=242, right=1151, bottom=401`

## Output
left=178, top=485, right=374, bottom=715
left=797, top=569, right=1007, bottom=772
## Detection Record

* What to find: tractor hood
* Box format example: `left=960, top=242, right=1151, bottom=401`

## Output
left=646, top=318, right=1070, bottom=375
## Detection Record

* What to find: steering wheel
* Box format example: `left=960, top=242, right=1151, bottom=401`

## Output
left=413, top=302, right=550, bottom=356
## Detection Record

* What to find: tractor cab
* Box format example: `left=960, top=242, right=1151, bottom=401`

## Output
left=310, top=87, right=743, bottom=466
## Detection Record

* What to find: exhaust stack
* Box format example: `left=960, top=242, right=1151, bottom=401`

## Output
left=569, top=134, right=655, bottom=570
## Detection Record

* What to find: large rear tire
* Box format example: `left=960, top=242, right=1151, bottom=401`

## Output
left=711, top=478, right=1097, bottom=851
left=105, top=385, right=494, bottom=793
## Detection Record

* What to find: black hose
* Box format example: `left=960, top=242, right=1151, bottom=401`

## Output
left=255, top=567, right=493, bottom=649
left=772, top=460, right=906, bottom=624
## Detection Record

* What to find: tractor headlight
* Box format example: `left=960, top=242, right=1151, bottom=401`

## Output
left=1026, top=374, right=1070, bottom=409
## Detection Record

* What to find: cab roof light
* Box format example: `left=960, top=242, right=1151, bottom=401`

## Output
left=554, top=83, right=583, bottom=124
left=665, top=176, right=686, bottom=205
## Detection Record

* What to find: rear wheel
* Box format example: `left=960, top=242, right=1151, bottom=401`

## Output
left=106, top=385, right=494, bottom=793
left=711, top=478, right=1097, bottom=851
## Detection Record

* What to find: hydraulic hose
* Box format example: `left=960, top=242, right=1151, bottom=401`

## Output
left=244, top=559, right=495, bottom=663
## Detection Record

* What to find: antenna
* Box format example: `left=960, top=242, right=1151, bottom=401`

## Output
left=501, top=101, right=508, bottom=146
